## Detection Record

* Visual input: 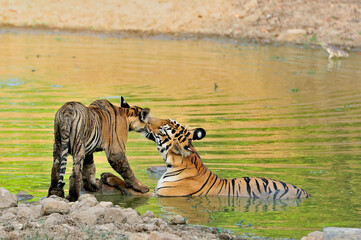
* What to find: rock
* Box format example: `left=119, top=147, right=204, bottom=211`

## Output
left=147, top=166, right=167, bottom=178
left=17, top=207, right=36, bottom=219
left=40, top=198, right=70, bottom=215
left=104, top=208, right=126, bottom=224
left=78, top=194, right=98, bottom=206
left=44, top=213, right=62, bottom=227
left=148, top=231, right=181, bottom=240
left=98, top=201, right=114, bottom=208
left=324, top=227, right=361, bottom=240
left=96, top=223, right=115, bottom=232
left=301, top=231, right=326, bottom=240
left=87, top=206, right=105, bottom=219
left=278, top=29, right=307, bottom=42
left=0, top=212, right=16, bottom=221
left=16, top=191, right=33, bottom=201
left=70, top=210, right=97, bottom=225
left=12, top=223, right=23, bottom=231
left=122, top=208, right=142, bottom=224
left=143, top=210, right=155, bottom=218
left=128, top=232, right=149, bottom=240
left=29, top=204, right=43, bottom=218
left=0, top=188, right=17, bottom=208
left=171, top=215, right=186, bottom=225
left=72, top=194, right=98, bottom=211
left=48, top=194, right=69, bottom=203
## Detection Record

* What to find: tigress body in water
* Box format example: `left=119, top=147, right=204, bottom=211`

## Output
left=48, top=97, right=151, bottom=201
left=143, top=118, right=310, bottom=199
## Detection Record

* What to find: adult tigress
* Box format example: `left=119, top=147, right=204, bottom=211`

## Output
left=104, top=117, right=310, bottom=199
left=48, top=97, right=151, bottom=201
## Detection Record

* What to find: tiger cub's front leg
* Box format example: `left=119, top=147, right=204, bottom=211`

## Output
left=106, top=150, right=149, bottom=193
left=82, top=154, right=100, bottom=192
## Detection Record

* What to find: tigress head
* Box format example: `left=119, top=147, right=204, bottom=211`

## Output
left=121, top=96, right=151, bottom=133
left=145, top=117, right=206, bottom=167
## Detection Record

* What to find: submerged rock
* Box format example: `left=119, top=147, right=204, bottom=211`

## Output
left=0, top=188, right=17, bottom=209
left=16, top=191, right=34, bottom=201
left=147, top=166, right=167, bottom=178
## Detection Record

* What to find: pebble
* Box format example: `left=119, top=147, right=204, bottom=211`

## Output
left=171, top=215, right=186, bottom=225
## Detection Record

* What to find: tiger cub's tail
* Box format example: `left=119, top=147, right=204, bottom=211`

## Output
left=56, top=108, right=73, bottom=189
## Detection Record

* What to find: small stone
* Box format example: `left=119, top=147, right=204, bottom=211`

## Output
left=123, top=208, right=142, bottom=224
left=70, top=210, right=97, bottom=225
left=96, top=223, right=115, bottom=232
left=104, top=208, right=126, bottom=224
left=0, top=212, right=16, bottom=221
left=40, top=198, right=70, bottom=215
left=44, top=213, right=62, bottom=227
left=143, top=210, right=155, bottom=218
left=48, top=195, right=69, bottom=203
left=30, top=204, right=43, bottom=218
left=87, top=206, right=106, bottom=219
left=98, top=201, right=114, bottom=208
left=143, top=217, right=151, bottom=223
left=17, top=207, right=36, bottom=219
left=148, top=231, right=181, bottom=240
left=171, top=215, right=186, bottom=225
left=12, top=223, right=23, bottom=231
left=0, top=188, right=17, bottom=208
left=78, top=194, right=98, bottom=206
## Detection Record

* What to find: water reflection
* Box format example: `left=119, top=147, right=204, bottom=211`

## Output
left=93, top=194, right=304, bottom=223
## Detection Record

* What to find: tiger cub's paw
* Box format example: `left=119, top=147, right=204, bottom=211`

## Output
left=125, top=178, right=150, bottom=193
left=101, top=172, right=123, bottom=188
left=48, top=187, right=65, bottom=198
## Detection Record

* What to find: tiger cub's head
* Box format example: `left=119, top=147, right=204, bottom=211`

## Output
left=121, top=96, right=151, bottom=133
left=145, top=117, right=206, bottom=167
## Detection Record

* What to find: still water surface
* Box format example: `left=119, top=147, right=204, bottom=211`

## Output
left=0, top=31, right=360, bottom=238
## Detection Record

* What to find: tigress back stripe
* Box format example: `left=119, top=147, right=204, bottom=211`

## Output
left=190, top=172, right=212, bottom=195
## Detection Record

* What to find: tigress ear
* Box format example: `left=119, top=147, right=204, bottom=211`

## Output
left=193, top=128, right=206, bottom=140
left=121, top=96, right=130, bottom=108
left=140, top=108, right=151, bottom=123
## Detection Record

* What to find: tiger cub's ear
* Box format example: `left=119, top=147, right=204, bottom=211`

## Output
left=121, top=96, right=130, bottom=108
left=192, top=128, right=206, bottom=140
left=140, top=108, right=151, bottom=123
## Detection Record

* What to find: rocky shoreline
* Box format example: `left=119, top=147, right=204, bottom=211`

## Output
left=0, top=188, right=237, bottom=240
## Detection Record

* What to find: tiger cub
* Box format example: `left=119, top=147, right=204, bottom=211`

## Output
left=48, top=97, right=150, bottom=201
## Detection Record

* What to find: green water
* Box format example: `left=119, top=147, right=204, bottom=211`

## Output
left=0, top=30, right=360, bottom=239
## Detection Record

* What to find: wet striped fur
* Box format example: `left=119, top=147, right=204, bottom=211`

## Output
left=145, top=118, right=310, bottom=199
left=48, top=97, right=151, bottom=201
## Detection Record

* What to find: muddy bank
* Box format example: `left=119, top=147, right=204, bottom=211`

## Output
left=0, top=0, right=360, bottom=48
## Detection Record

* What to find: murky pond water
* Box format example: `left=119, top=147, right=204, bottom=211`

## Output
left=0, top=30, right=360, bottom=238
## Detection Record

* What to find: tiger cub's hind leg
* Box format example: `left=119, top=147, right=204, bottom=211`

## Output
left=66, top=139, right=85, bottom=202
left=82, top=154, right=99, bottom=192
left=48, top=127, right=64, bottom=198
